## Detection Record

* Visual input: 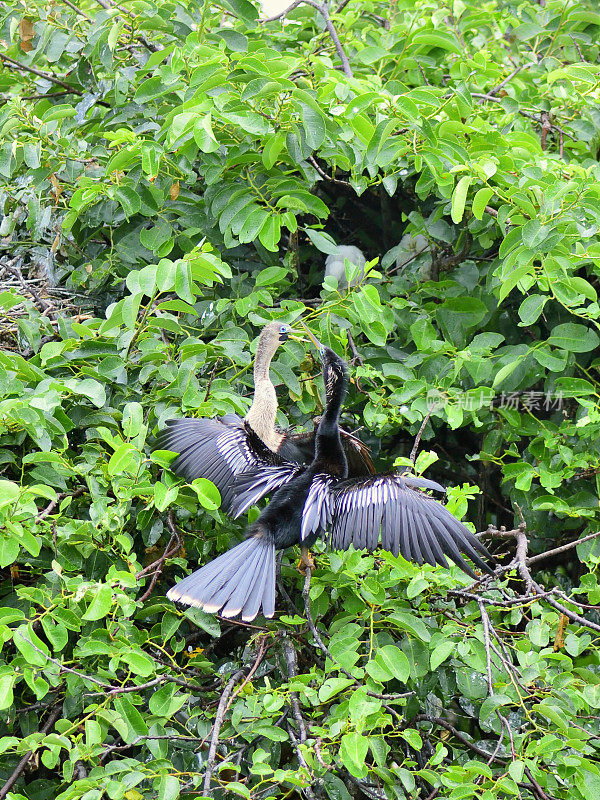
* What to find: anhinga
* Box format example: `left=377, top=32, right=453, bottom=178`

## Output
left=155, top=321, right=373, bottom=508
left=167, top=335, right=494, bottom=621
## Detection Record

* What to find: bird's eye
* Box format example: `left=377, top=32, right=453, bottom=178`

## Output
left=279, top=325, right=290, bottom=333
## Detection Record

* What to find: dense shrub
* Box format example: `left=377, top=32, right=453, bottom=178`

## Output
left=1, top=0, right=600, bottom=798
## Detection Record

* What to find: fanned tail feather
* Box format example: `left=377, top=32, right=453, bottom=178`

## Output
left=167, top=531, right=276, bottom=622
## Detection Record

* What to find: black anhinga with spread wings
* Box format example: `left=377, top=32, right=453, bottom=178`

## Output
left=167, top=339, right=494, bottom=621
left=155, top=321, right=373, bottom=509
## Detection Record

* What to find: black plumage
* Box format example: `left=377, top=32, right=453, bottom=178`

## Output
left=155, top=321, right=373, bottom=510
left=167, top=344, right=494, bottom=621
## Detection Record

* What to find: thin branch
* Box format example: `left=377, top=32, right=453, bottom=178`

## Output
left=409, top=410, right=433, bottom=465
left=202, top=670, right=246, bottom=796
left=0, top=704, right=62, bottom=799
left=261, top=0, right=353, bottom=77
left=308, top=155, right=352, bottom=187
left=485, top=64, right=527, bottom=97
left=36, top=486, right=86, bottom=521
left=225, top=638, right=268, bottom=713
left=100, top=733, right=207, bottom=758
left=287, top=725, right=317, bottom=799
left=2, top=258, right=55, bottom=317
left=527, top=529, right=600, bottom=566
left=282, top=634, right=308, bottom=743
left=136, top=510, right=182, bottom=601
left=413, top=715, right=507, bottom=763
left=59, top=0, right=93, bottom=20
left=0, top=54, right=82, bottom=94
left=262, top=0, right=304, bottom=22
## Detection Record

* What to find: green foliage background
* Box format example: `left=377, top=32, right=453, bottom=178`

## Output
left=1, top=0, right=600, bottom=797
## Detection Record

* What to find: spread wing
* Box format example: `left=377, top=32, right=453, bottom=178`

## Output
left=230, top=463, right=306, bottom=518
left=301, top=472, right=493, bottom=578
left=154, top=416, right=283, bottom=511
left=288, top=425, right=374, bottom=478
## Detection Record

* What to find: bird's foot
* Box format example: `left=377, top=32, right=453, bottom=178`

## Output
left=297, top=547, right=315, bottom=575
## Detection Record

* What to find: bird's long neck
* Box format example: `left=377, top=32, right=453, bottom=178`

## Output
left=313, top=371, right=348, bottom=476
left=245, top=334, right=282, bottom=451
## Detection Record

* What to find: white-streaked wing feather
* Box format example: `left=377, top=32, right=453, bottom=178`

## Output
left=301, top=475, right=334, bottom=541
left=325, top=473, right=492, bottom=577
left=230, top=464, right=304, bottom=518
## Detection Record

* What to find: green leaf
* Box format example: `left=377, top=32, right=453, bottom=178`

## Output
left=114, top=696, right=149, bottom=742
left=191, top=478, right=221, bottom=510
left=120, top=651, right=155, bottom=677
left=518, top=294, right=547, bottom=326
left=548, top=323, right=600, bottom=353
left=14, top=625, right=49, bottom=667
left=0, top=674, right=15, bottom=711
left=375, top=645, right=410, bottom=682
left=412, top=29, right=462, bottom=53
left=430, top=640, right=455, bottom=670
left=218, top=0, right=257, bottom=23
left=388, top=611, right=431, bottom=642
left=82, top=584, right=113, bottom=621
left=451, top=176, right=472, bottom=224
left=301, top=104, right=326, bottom=150
left=154, top=482, right=178, bottom=511
left=255, top=267, right=288, bottom=287
left=318, top=677, right=354, bottom=702
left=305, top=228, right=340, bottom=255
left=340, top=732, right=368, bottom=778
left=122, top=402, right=144, bottom=438
left=108, top=443, right=139, bottom=476
left=472, top=187, right=494, bottom=219
left=149, top=683, right=188, bottom=718
left=0, top=480, right=19, bottom=509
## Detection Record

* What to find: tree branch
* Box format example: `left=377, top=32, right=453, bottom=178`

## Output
left=202, top=669, right=246, bottom=796
left=0, top=54, right=82, bottom=94
left=0, top=704, right=62, bottom=799
left=261, top=0, right=353, bottom=77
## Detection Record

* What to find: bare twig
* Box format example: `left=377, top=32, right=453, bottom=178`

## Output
left=409, top=410, right=432, bottom=465
left=59, top=0, right=93, bottom=20
left=413, top=714, right=507, bottom=763
left=288, top=725, right=318, bottom=799
left=478, top=600, right=494, bottom=695
left=485, top=65, right=527, bottom=98
left=569, top=34, right=585, bottom=62
left=0, top=704, right=62, bottom=799
left=100, top=733, right=206, bottom=759
left=514, top=522, right=532, bottom=594
left=2, top=258, right=55, bottom=317
left=136, top=510, right=182, bottom=601
left=0, top=54, right=82, bottom=94
left=540, top=112, right=552, bottom=151
left=225, top=637, right=268, bottom=712
left=527, top=529, right=600, bottom=566
left=308, top=155, right=352, bottom=187
left=282, top=634, right=308, bottom=742
left=261, top=0, right=353, bottom=77
left=203, top=358, right=222, bottom=402
left=346, top=329, right=364, bottom=368
left=202, top=669, right=246, bottom=796
left=36, top=486, right=86, bottom=521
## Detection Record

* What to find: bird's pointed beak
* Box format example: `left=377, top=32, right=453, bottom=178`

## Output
left=300, top=321, right=323, bottom=352
left=288, top=331, right=308, bottom=342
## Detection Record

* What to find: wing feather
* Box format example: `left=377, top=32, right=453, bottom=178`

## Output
left=230, top=463, right=304, bottom=518
left=155, top=417, right=281, bottom=511
left=324, top=472, right=493, bottom=577
left=301, top=475, right=334, bottom=542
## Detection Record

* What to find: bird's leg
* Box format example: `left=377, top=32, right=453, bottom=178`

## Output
left=297, top=544, right=315, bottom=574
